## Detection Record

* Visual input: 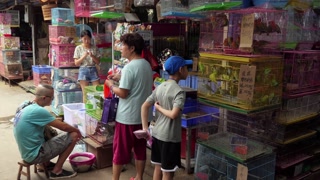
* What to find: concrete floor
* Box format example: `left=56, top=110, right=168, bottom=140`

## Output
left=0, top=80, right=194, bottom=180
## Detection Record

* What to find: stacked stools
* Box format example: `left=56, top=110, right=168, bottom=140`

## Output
left=48, top=8, right=83, bottom=116
left=0, top=36, right=23, bottom=86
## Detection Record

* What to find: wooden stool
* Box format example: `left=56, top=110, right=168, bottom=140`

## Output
left=17, top=161, right=49, bottom=180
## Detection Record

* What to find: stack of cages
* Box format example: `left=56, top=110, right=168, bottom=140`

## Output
left=271, top=50, right=320, bottom=146
left=198, top=5, right=287, bottom=55
left=197, top=54, right=283, bottom=111
left=49, top=8, right=83, bottom=116
left=0, top=36, right=22, bottom=80
left=49, top=8, right=76, bottom=68
left=194, top=107, right=276, bottom=180
left=201, top=106, right=315, bottom=147
left=94, top=22, right=116, bottom=84
left=49, top=66, right=83, bottom=117
left=275, top=137, right=320, bottom=179
left=0, top=10, right=22, bottom=81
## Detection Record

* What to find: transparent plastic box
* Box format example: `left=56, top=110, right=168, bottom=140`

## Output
left=32, top=65, right=51, bottom=74
left=0, top=62, right=23, bottom=78
left=62, top=103, right=86, bottom=136
left=62, top=103, right=86, bottom=127
left=52, top=67, right=81, bottom=91
left=51, top=8, right=75, bottom=26
left=0, top=50, right=21, bottom=64
left=53, top=89, right=83, bottom=106
left=48, top=25, right=76, bottom=44
left=7, top=10, right=19, bottom=27
left=85, top=113, right=99, bottom=137
left=0, top=36, right=20, bottom=50
left=161, top=0, right=189, bottom=15
left=85, top=113, right=114, bottom=145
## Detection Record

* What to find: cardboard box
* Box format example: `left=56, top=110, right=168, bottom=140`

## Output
left=83, top=138, right=113, bottom=169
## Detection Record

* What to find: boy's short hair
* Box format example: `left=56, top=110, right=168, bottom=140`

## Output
left=164, top=56, right=193, bottom=75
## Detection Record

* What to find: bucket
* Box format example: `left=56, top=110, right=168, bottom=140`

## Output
left=41, top=4, right=57, bottom=21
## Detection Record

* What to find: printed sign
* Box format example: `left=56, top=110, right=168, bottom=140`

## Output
left=237, top=163, right=248, bottom=180
left=237, top=65, right=256, bottom=100
left=137, top=30, right=153, bottom=51
left=239, top=14, right=255, bottom=49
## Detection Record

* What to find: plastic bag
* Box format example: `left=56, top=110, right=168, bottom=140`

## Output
left=142, top=48, right=159, bottom=71
left=101, top=94, right=119, bottom=124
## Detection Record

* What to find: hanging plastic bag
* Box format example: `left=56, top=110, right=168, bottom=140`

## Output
left=101, top=93, right=119, bottom=124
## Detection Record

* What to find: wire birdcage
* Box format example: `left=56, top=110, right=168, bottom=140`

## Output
left=197, top=54, right=283, bottom=110
left=195, top=141, right=276, bottom=180
left=283, top=50, right=320, bottom=95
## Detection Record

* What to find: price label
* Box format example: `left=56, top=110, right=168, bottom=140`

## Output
left=237, top=65, right=256, bottom=100
left=237, top=163, right=248, bottom=180
left=5, top=51, right=14, bottom=56
left=239, top=13, right=255, bottom=49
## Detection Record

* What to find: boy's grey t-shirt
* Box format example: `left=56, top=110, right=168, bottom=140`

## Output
left=116, top=59, right=153, bottom=125
left=146, top=81, right=186, bottom=143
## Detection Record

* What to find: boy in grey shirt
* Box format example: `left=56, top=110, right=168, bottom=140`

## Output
left=141, top=56, right=192, bottom=180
